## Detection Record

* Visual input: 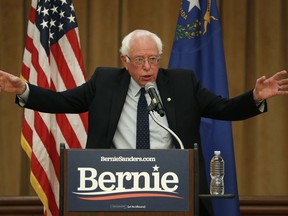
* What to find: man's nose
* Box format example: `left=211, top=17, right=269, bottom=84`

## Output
left=143, top=59, right=151, bottom=70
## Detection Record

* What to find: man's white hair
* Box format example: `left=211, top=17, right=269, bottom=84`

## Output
left=119, top=29, right=163, bottom=56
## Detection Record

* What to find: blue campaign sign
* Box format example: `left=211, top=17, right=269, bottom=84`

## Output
left=67, top=149, right=190, bottom=212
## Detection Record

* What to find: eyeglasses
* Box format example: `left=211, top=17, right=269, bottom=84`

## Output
left=126, top=55, right=160, bottom=66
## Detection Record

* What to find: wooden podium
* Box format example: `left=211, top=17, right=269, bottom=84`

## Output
left=59, top=146, right=199, bottom=216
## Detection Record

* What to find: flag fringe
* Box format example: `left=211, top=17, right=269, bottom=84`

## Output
left=21, top=132, right=50, bottom=212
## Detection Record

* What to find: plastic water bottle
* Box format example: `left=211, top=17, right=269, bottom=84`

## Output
left=210, top=151, right=225, bottom=195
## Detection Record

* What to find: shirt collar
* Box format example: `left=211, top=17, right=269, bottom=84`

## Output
left=130, top=78, right=142, bottom=97
left=129, top=78, right=158, bottom=97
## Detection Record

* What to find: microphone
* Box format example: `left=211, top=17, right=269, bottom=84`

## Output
left=145, top=82, right=165, bottom=117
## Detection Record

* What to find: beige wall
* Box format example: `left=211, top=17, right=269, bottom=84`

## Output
left=0, top=0, right=287, bottom=196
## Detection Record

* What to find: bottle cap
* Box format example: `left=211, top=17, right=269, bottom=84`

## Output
left=214, top=151, right=221, bottom=156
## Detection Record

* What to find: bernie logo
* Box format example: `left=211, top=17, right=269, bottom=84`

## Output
left=73, top=165, right=183, bottom=201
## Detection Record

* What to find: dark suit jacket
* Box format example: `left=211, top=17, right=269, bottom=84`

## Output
left=22, top=67, right=266, bottom=215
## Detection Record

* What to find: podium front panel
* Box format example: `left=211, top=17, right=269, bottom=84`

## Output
left=66, top=149, right=189, bottom=212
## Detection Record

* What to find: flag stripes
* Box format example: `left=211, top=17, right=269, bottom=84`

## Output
left=21, top=0, right=88, bottom=215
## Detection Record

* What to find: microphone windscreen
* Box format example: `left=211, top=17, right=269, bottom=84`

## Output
left=144, top=82, right=155, bottom=92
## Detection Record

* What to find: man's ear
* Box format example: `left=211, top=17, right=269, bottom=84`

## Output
left=120, top=55, right=128, bottom=70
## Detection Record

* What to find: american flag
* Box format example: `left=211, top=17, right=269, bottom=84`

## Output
left=21, top=0, right=88, bottom=215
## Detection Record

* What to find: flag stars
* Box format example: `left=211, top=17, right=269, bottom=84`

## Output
left=67, top=14, right=75, bottom=23
left=40, top=20, right=49, bottom=29
left=50, top=19, right=56, bottom=27
left=58, top=23, right=64, bottom=31
left=50, top=5, right=58, bottom=14
left=49, top=31, right=54, bottom=40
left=59, top=10, right=65, bottom=18
left=41, top=7, right=49, bottom=16
left=37, top=6, right=42, bottom=14
left=187, top=0, right=201, bottom=12
left=35, top=0, right=78, bottom=45
left=60, top=0, right=67, bottom=5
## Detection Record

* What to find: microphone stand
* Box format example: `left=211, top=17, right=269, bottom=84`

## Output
left=149, top=110, right=185, bottom=150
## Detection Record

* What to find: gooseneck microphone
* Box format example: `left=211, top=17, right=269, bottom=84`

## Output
left=144, top=82, right=165, bottom=117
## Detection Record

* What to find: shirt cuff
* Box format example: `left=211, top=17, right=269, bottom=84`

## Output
left=256, top=100, right=265, bottom=112
left=17, top=83, right=30, bottom=106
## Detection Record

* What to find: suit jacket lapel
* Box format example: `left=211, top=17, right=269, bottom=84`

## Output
left=156, top=70, right=178, bottom=139
left=107, top=70, right=130, bottom=144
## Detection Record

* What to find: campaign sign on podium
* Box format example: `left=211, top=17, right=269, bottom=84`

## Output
left=67, top=149, right=189, bottom=212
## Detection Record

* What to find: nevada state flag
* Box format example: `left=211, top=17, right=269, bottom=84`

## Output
left=169, top=0, right=240, bottom=215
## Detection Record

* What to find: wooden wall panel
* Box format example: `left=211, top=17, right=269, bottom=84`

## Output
left=0, top=0, right=25, bottom=196
left=121, top=0, right=180, bottom=68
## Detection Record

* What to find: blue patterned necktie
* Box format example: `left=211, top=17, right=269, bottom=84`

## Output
left=136, top=88, right=150, bottom=149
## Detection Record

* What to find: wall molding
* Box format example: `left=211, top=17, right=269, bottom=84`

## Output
left=0, top=195, right=288, bottom=215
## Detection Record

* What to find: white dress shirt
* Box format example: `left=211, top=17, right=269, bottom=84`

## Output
left=112, top=78, right=174, bottom=149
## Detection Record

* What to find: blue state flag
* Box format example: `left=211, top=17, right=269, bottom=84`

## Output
left=169, top=0, right=240, bottom=215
